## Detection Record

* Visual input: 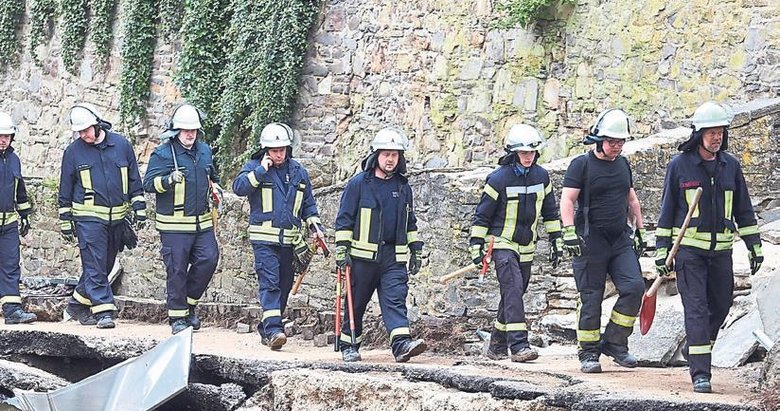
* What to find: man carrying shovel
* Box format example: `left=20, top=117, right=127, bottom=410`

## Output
left=143, top=104, right=222, bottom=334
left=468, top=124, right=562, bottom=362
left=655, top=101, right=763, bottom=393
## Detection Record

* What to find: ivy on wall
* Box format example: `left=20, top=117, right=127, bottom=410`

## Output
left=496, top=0, right=575, bottom=28
left=61, top=0, right=88, bottom=72
left=90, top=0, right=117, bottom=65
left=158, top=0, right=183, bottom=41
left=174, top=0, right=232, bottom=139
left=119, top=0, right=157, bottom=127
left=0, top=0, right=24, bottom=66
left=212, top=0, right=318, bottom=173
left=29, top=0, right=57, bottom=55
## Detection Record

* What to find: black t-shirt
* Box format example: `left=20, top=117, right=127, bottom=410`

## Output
left=374, top=175, right=400, bottom=243
left=563, top=151, right=633, bottom=236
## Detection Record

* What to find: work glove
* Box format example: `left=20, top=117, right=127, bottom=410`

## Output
left=562, top=226, right=581, bottom=257
left=335, top=243, right=352, bottom=271
left=633, top=228, right=647, bottom=257
left=134, top=209, right=147, bottom=229
left=293, top=241, right=314, bottom=274
left=655, top=247, right=673, bottom=277
left=749, top=244, right=763, bottom=275
left=549, top=236, right=563, bottom=268
left=60, top=219, right=76, bottom=243
left=408, top=249, right=422, bottom=276
left=469, top=243, right=485, bottom=269
left=167, top=170, right=184, bottom=186
left=19, top=215, right=30, bottom=237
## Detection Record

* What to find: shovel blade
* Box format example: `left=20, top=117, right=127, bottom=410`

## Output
left=639, top=292, right=657, bottom=335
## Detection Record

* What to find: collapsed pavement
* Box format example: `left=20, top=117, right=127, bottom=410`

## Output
left=0, top=325, right=763, bottom=411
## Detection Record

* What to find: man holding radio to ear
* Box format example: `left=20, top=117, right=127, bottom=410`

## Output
left=59, top=103, right=146, bottom=329
left=233, top=122, right=323, bottom=351
left=143, top=103, right=221, bottom=335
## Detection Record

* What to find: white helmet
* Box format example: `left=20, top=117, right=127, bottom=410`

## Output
left=260, top=122, right=294, bottom=148
left=370, top=127, right=408, bottom=152
left=505, top=124, right=545, bottom=152
left=69, top=103, right=102, bottom=132
left=0, top=113, right=17, bottom=136
left=691, top=101, right=732, bottom=131
left=589, top=109, right=631, bottom=140
left=171, top=104, right=202, bottom=130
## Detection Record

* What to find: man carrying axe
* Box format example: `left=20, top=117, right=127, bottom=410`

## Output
left=143, top=103, right=222, bottom=334
left=233, top=122, right=323, bottom=351
left=656, top=102, right=763, bottom=393
left=469, top=124, right=562, bottom=362
left=334, top=127, right=426, bottom=363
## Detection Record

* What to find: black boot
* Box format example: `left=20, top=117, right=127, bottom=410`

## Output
left=601, top=342, right=637, bottom=368
left=187, top=305, right=201, bottom=330
left=170, top=318, right=189, bottom=335
left=3, top=304, right=36, bottom=325
left=342, top=346, right=362, bottom=362
left=394, top=339, right=427, bottom=363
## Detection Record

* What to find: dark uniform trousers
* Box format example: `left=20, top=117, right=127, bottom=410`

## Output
left=71, top=221, right=124, bottom=314
left=254, top=243, right=294, bottom=338
left=675, top=247, right=733, bottom=382
left=0, top=222, right=21, bottom=307
left=489, top=249, right=532, bottom=354
left=340, top=244, right=411, bottom=357
left=573, top=228, right=644, bottom=358
left=161, top=231, right=219, bottom=318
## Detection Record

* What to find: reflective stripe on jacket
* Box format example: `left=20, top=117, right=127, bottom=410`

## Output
left=657, top=150, right=760, bottom=252
left=469, top=163, right=561, bottom=262
left=334, top=171, right=422, bottom=263
left=232, top=158, right=320, bottom=246
left=58, top=131, right=146, bottom=226
left=143, top=140, right=219, bottom=233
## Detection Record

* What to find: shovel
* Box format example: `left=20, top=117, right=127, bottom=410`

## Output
left=639, top=187, right=702, bottom=335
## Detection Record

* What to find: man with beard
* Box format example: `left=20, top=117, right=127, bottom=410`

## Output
left=334, top=127, right=426, bottom=363
left=560, top=109, right=646, bottom=374
left=656, top=101, right=763, bottom=393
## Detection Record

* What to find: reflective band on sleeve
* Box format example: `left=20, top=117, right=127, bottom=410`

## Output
left=154, top=176, right=166, bottom=193
left=738, top=225, right=759, bottom=236
left=407, top=230, right=419, bottom=243
left=335, top=230, right=352, bottom=242
left=484, top=184, right=499, bottom=200
left=247, top=171, right=260, bottom=188
left=544, top=220, right=562, bottom=233
left=470, top=225, right=488, bottom=239
left=187, top=297, right=199, bottom=305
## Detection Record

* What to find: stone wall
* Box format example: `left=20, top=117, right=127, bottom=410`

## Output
left=294, top=0, right=780, bottom=183
left=3, top=0, right=779, bottom=187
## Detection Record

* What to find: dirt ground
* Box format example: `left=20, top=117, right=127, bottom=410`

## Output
left=1, top=320, right=761, bottom=407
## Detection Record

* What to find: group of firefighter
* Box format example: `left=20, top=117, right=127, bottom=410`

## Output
left=0, top=100, right=764, bottom=393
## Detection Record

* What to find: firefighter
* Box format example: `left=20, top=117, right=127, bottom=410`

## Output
left=59, top=103, right=146, bottom=329
left=0, top=113, right=37, bottom=324
left=233, top=122, right=323, bottom=350
left=560, top=108, right=646, bottom=373
left=334, top=127, right=426, bottom=363
left=143, top=104, right=222, bottom=334
left=656, top=101, right=763, bottom=393
left=469, top=124, right=562, bottom=362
